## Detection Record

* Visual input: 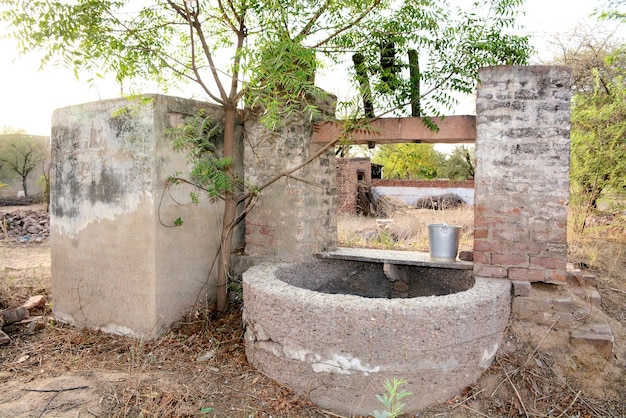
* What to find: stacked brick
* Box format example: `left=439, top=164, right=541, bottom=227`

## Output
left=473, top=66, right=572, bottom=283
left=336, top=158, right=372, bottom=214
left=244, top=94, right=338, bottom=262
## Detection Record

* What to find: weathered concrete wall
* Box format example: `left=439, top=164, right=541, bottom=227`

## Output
left=243, top=97, right=337, bottom=262
left=474, top=66, right=571, bottom=282
left=51, top=95, right=235, bottom=338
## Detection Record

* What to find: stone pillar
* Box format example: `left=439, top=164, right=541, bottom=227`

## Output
left=243, top=95, right=337, bottom=262
left=51, top=95, right=232, bottom=338
left=473, top=66, right=571, bottom=283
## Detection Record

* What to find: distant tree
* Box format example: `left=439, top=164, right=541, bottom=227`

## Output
left=0, top=126, right=26, bottom=135
left=372, top=143, right=444, bottom=180
left=439, top=145, right=474, bottom=180
left=570, top=79, right=626, bottom=213
left=546, top=25, right=626, bottom=231
left=0, top=135, right=48, bottom=196
left=546, top=24, right=625, bottom=95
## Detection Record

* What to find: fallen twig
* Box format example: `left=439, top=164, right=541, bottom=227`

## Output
left=21, top=385, right=90, bottom=393
left=497, top=357, right=530, bottom=418
left=555, top=390, right=582, bottom=418
left=452, top=388, right=484, bottom=409
left=460, top=403, right=491, bottom=418
left=606, top=286, right=626, bottom=295
left=524, top=317, right=559, bottom=368
left=21, top=385, right=89, bottom=418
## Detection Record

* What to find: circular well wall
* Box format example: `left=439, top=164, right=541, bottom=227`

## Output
left=243, top=259, right=511, bottom=416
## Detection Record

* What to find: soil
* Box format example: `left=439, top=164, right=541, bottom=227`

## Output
left=1, top=205, right=626, bottom=417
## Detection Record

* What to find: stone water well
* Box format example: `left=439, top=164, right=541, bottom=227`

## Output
left=242, top=65, right=571, bottom=416
left=50, top=65, right=570, bottom=415
left=243, top=250, right=511, bottom=415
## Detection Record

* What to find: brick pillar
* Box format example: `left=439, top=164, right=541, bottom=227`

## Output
left=336, top=157, right=372, bottom=214
left=243, top=94, right=337, bottom=262
left=473, top=66, right=571, bottom=283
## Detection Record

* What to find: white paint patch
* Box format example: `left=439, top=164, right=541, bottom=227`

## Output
left=311, top=353, right=381, bottom=375
left=479, top=342, right=499, bottom=368
left=54, top=310, right=139, bottom=338
left=54, top=191, right=152, bottom=237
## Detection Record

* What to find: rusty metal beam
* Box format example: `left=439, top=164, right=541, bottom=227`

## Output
left=312, top=115, right=476, bottom=145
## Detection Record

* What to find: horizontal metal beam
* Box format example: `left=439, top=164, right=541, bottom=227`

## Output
left=312, top=115, right=476, bottom=145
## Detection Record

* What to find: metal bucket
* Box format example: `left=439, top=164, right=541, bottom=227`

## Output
left=428, top=223, right=462, bottom=261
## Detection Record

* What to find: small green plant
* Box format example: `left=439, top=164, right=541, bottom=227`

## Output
left=371, top=378, right=412, bottom=418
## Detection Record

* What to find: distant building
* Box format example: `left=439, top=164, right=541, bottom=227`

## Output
left=336, top=157, right=474, bottom=215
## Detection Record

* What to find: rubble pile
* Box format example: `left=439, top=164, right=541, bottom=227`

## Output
left=0, top=209, right=50, bottom=242
left=0, top=295, right=47, bottom=345
left=414, top=193, right=466, bottom=210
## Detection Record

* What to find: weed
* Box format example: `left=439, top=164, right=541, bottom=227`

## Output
left=371, top=378, right=412, bottom=418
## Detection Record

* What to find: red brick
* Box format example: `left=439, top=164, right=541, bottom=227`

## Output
left=474, top=204, right=490, bottom=216
left=570, top=331, right=614, bottom=359
left=492, top=253, right=528, bottom=267
left=508, top=268, right=545, bottom=281
left=532, top=229, right=567, bottom=243
left=475, top=216, right=506, bottom=228
left=512, top=280, right=532, bottom=297
left=530, top=256, right=566, bottom=270
left=260, top=227, right=274, bottom=235
left=474, top=264, right=508, bottom=278
left=474, top=228, right=489, bottom=239
left=509, top=242, right=544, bottom=255
left=492, top=228, right=527, bottom=242
left=545, top=270, right=567, bottom=283
left=473, top=251, right=491, bottom=264
left=494, top=206, right=521, bottom=215
left=474, top=240, right=502, bottom=252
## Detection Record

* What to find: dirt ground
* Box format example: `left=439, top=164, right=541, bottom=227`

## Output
left=1, top=206, right=626, bottom=417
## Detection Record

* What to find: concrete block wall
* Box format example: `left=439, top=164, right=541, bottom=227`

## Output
left=373, top=179, right=475, bottom=206
left=243, top=95, right=338, bottom=262
left=51, top=95, right=231, bottom=338
left=336, top=157, right=372, bottom=214
left=474, top=66, right=571, bottom=283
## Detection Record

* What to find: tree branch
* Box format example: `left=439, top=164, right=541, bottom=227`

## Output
left=311, top=0, right=382, bottom=49
left=296, top=0, right=330, bottom=41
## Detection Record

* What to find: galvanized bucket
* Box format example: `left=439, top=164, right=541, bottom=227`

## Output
left=428, top=223, right=462, bottom=261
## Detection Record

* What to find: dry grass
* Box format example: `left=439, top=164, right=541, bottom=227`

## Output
left=338, top=206, right=474, bottom=252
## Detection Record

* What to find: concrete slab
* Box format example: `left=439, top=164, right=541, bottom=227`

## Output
left=317, top=247, right=473, bottom=270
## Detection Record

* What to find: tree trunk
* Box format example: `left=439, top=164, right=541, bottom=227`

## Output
left=22, top=176, right=28, bottom=197
left=216, top=104, right=238, bottom=312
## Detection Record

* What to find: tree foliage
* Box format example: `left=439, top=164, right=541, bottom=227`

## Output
left=571, top=78, right=626, bottom=211
left=0, top=135, right=48, bottom=196
left=548, top=17, right=626, bottom=231
left=596, top=0, right=626, bottom=22
left=372, top=143, right=443, bottom=180
left=439, top=145, right=475, bottom=180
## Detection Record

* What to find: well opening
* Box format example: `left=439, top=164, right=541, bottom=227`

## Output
left=277, top=259, right=474, bottom=298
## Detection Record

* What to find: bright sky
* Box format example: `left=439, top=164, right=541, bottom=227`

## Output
left=0, top=0, right=610, bottom=136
